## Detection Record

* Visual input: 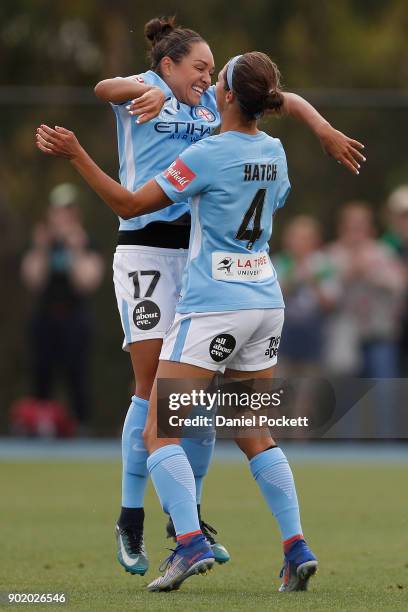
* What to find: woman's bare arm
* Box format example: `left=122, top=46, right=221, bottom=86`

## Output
left=36, top=125, right=171, bottom=219
left=281, top=92, right=366, bottom=175
left=94, top=77, right=151, bottom=103
left=95, top=77, right=166, bottom=124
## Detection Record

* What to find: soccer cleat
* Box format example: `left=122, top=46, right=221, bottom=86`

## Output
left=115, top=524, right=149, bottom=575
left=278, top=539, right=318, bottom=592
left=147, top=533, right=214, bottom=592
left=166, top=515, right=230, bottom=564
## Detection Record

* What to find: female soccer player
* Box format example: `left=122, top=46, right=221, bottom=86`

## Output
left=90, top=16, right=365, bottom=576
left=36, top=50, right=346, bottom=593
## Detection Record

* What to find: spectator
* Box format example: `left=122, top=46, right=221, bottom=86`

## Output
left=382, top=185, right=408, bottom=261
left=382, top=186, right=408, bottom=376
left=20, top=183, right=104, bottom=430
left=326, top=201, right=406, bottom=378
left=274, top=215, right=339, bottom=377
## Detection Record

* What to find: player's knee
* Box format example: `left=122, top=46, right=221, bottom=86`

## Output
left=132, top=354, right=159, bottom=400
left=134, top=380, right=154, bottom=401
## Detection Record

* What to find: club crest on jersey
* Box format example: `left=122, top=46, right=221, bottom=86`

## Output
left=164, top=158, right=196, bottom=191
left=193, top=105, right=217, bottom=123
left=158, top=96, right=181, bottom=120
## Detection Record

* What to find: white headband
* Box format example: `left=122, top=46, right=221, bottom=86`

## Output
left=226, top=55, right=243, bottom=91
left=226, top=54, right=262, bottom=120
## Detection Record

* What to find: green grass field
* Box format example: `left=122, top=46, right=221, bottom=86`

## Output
left=1, top=460, right=407, bottom=611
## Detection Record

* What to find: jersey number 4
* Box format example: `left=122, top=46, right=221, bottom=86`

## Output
left=235, top=189, right=266, bottom=249
left=128, top=270, right=161, bottom=299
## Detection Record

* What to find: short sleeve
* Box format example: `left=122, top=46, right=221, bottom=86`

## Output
left=275, top=146, right=291, bottom=210
left=155, top=140, right=214, bottom=203
left=124, top=74, right=149, bottom=85
left=115, top=72, right=156, bottom=86
left=276, top=179, right=291, bottom=210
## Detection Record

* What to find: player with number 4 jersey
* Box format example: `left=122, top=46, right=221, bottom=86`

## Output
left=158, top=132, right=289, bottom=312
left=156, top=129, right=288, bottom=371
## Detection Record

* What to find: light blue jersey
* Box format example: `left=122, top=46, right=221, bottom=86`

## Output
left=111, top=71, right=220, bottom=230
left=155, top=131, right=290, bottom=312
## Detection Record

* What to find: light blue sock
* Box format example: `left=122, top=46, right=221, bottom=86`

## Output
left=121, top=395, right=148, bottom=508
left=181, top=435, right=215, bottom=503
left=147, top=444, right=200, bottom=536
left=250, top=447, right=303, bottom=542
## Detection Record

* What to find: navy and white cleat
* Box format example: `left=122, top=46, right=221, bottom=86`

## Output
left=279, top=539, right=318, bottom=592
left=147, top=533, right=214, bottom=592
left=115, top=524, right=149, bottom=575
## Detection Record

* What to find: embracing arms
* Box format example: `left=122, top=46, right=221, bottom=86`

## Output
left=280, top=93, right=365, bottom=175
left=36, top=125, right=171, bottom=218
left=96, top=74, right=365, bottom=173
left=95, top=76, right=166, bottom=124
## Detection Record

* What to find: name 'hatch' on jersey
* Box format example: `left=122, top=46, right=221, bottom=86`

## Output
left=111, top=71, right=220, bottom=230
left=155, top=131, right=291, bottom=312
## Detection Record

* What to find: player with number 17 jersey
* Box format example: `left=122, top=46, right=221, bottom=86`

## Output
left=111, top=70, right=220, bottom=232
left=111, top=69, right=221, bottom=349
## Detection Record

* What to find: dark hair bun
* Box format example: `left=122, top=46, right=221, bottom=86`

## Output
left=144, top=17, right=175, bottom=47
left=265, top=89, right=284, bottom=112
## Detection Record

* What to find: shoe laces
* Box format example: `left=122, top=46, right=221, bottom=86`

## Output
left=122, top=527, right=144, bottom=555
left=200, top=520, right=217, bottom=545
left=159, top=546, right=180, bottom=572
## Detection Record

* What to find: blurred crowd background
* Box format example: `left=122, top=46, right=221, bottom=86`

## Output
left=1, top=1, right=407, bottom=436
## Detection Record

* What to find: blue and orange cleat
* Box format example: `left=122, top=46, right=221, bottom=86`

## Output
left=278, top=538, right=318, bottom=592
left=166, top=515, right=230, bottom=565
left=147, top=532, right=214, bottom=592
